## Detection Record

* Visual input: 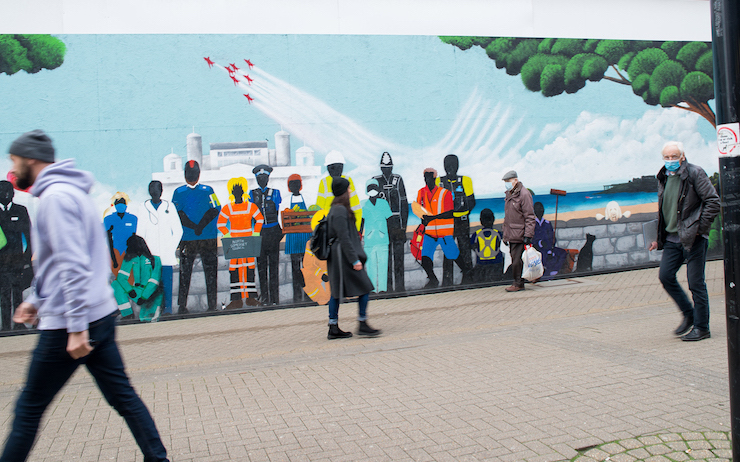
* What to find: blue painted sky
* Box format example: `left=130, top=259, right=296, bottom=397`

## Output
left=0, top=34, right=718, bottom=202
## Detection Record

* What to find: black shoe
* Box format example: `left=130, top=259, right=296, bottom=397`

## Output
left=328, top=324, right=353, bottom=340
left=357, top=320, right=381, bottom=337
left=674, top=316, right=694, bottom=336
left=178, top=306, right=189, bottom=314
left=681, top=327, right=711, bottom=342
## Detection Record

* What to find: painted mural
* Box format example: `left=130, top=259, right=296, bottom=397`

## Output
left=0, top=34, right=722, bottom=328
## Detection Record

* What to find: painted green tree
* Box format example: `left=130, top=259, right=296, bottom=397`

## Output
left=440, top=37, right=716, bottom=127
left=0, top=34, right=66, bottom=76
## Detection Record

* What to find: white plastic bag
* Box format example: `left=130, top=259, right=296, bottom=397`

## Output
left=521, top=245, right=544, bottom=281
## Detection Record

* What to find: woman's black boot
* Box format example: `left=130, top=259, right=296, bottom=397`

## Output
left=328, top=323, right=353, bottom=340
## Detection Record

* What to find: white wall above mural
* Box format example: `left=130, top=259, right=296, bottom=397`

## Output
left=1, top=0, right=711, bottom=41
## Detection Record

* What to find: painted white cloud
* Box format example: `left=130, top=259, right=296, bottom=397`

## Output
left=510, top=108, right=717, bottom=195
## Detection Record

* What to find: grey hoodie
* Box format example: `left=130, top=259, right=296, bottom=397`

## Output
left=25, top=159, right=117, bottom=332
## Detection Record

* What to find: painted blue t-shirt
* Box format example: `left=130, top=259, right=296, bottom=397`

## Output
left=172, top=184, right=220, bottom=241
left=103, top=212, right=137, bottom=254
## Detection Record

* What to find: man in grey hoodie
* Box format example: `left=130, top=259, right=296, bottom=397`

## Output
left=2, top=130, right=169, bottom=461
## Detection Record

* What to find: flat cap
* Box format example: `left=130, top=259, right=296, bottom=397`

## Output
left=502, top=170, right=518, bottom=181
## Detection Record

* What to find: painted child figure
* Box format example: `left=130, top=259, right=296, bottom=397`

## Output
left=362, top=178, right=393, bottom=292
left=469, top=208, right=504, bottom=283
left=285, top=174, right=312, bottom=303
left=218, top=177, right=264, bottom=309
left=112, top=235, right=163, bottom=322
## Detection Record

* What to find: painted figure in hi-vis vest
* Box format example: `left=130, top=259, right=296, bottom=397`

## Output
left=316, top=150, right=362, bottom=231
left=414, top=168, right=459, bottom=289
left=438, top=154, right=475, bottom=285
left=218, top=177, right=264, bottom=309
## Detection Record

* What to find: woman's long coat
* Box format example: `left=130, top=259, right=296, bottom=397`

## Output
left=327, top=205, right=374, bottom=298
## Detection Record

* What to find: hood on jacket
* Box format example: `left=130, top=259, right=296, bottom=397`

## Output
left=31, top=159, right=95, bottom=197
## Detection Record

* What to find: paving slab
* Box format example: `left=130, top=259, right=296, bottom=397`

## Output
left=0, top=261, right=731, bottom=461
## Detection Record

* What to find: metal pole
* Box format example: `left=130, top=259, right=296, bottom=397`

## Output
left=712, top=0, right=740, bottom=458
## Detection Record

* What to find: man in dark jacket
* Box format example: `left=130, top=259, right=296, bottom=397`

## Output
left=649, top=141, right=720, bottom=341
left=502, top=170, right=536, bottom=292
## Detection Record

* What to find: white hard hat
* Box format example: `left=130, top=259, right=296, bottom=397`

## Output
left=324, top=150, right=345, bottom=166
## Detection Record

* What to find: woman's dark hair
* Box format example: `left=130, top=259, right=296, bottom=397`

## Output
left=124, top=234, right=155, bottom=267
left=331, top=190, right=356, bottom=224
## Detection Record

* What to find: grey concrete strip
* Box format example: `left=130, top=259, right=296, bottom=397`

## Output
left=0, top=261, right=731, bottom=461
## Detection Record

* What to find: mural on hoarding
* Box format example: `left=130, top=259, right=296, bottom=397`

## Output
left=0, top=34, right=721, bottom=328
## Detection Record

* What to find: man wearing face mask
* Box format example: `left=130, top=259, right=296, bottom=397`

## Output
left=649, top=141, right=719, bottom=341
left=501, top=170, right=535, bottom=292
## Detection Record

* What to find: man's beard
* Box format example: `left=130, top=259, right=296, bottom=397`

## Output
left=15, top=169, right=33, bottom=190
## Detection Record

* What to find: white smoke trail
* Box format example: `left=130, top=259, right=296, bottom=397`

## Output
left=214, top=61, right=529, bottom=194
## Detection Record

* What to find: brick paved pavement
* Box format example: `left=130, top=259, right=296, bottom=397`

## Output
left=0, top=261, right=730, bottom=461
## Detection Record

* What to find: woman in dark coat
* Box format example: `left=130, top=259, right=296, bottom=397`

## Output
left=326, top=177, right=381, bottom=339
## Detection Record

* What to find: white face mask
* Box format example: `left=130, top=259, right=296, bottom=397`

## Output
left=367, top=189, right=379, bottom=198
left=505, top=181, right=514, bottom=191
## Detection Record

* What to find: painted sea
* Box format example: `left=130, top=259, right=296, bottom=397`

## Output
left=406, top=190, right=658, bottom=227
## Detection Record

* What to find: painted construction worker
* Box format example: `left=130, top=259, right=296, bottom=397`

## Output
left=362, top=178, right=393, bottom=293
left=250, top=164, right=282, bottom=305
left=137, top=180, right=182, bottom=315
left=372, top=152, right=408, bottom=292
left=218, top=177, right=264, bottom=309
left=112, top=235, right=163, bottom=322
left=469, top=208, right=504, bottom=283
left=103, top=192, right=137, bottom=278
left=438, top=154, right=474, bottom=285
left=285, top=174, right=312, bottom=303
left=417, top=168, right=458, bottom=289
left=0, top=180, right=32, bottom=330
left=172, top=160, right=220, bottom=313
left=316, top=150, right=362, bottom=230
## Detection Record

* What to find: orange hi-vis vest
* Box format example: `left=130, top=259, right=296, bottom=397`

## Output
left=218, top=201, right=264, bottom=238
left=417, top=186, right=454, bottom=238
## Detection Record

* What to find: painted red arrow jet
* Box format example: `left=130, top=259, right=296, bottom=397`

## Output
left=244, top=94, right=253, bottom=104
left=230, top=75, right=240, bottom=85
left=243, top=75, right=253, bottom=85
left=230, top=63, right=240, bottom=72
left=226, top=65, right=234, bottom=74
left=244, top=59, right=254, bottom=69
left=204, top=57, right=214, bottom=68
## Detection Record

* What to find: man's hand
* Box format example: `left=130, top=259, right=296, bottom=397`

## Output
left=13, top=302, right=38, bottom=325
left=523, top=236, right=532, bottom=245
left=648, top=241, right=658, bottom=251
left=353, top=262, right=363, bottom=271
left=421, top=215, right=430, bottom=226
left=67, top=330, right=93, bottom=360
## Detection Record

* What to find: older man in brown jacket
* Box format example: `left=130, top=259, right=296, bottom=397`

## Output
left=502, top=170, right=536, bottom=292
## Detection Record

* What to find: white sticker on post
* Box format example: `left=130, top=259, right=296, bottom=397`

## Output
left=717, top=123, right=740, bottom=156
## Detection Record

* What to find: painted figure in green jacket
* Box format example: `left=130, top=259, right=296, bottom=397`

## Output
left=112, top=234, right=163, bottom=322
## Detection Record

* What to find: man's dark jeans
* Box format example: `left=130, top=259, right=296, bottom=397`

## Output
left=659, top=237, right=710, bottom=331
left=0, top=312, right=168, bottom=462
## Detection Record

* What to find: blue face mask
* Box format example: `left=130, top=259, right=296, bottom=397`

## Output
left=505, top=182, right=514, bottom=191
left=115, top=203, right=127, bottom=213
left=665, top=160, right=680, bottom=172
